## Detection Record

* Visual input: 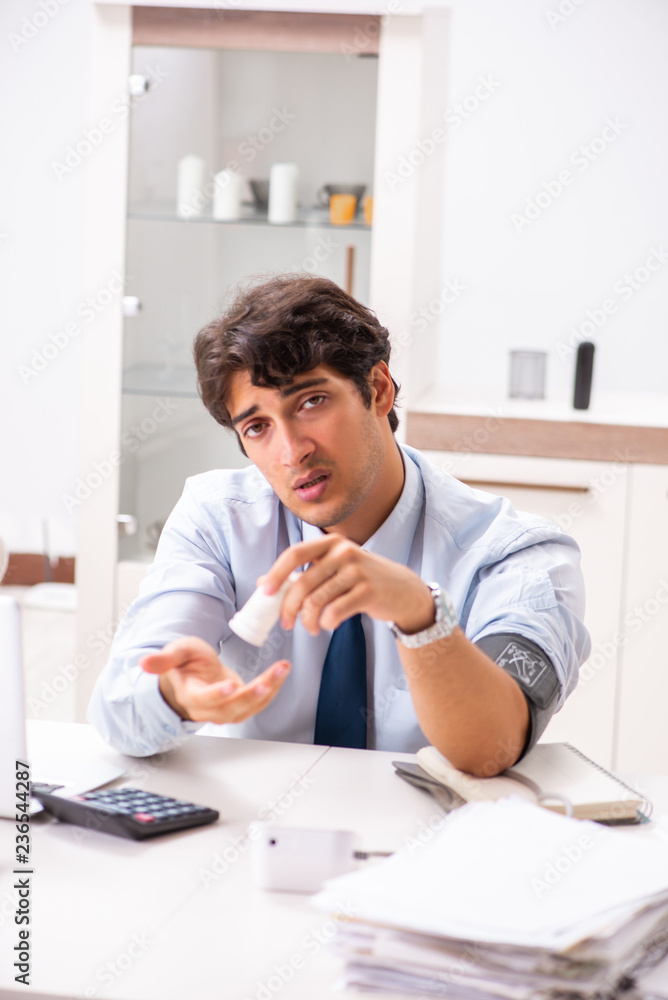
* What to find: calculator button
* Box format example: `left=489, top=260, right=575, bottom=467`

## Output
left=78, top=796, right=115, bottom=811
left=133, top=813, right=156, bottom=823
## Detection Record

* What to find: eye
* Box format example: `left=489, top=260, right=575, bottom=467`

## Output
left=301, top=394, right=326, bottom=410
left=243, top=421, right=267, bottom=439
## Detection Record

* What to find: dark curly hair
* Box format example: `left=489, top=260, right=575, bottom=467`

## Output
left=193, top=274, right=400, bottom=446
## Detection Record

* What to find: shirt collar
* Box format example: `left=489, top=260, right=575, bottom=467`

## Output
left=299, top=444, right=424, bottom=566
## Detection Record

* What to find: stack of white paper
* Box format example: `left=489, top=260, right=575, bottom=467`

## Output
left=312, top=797, right=668, bottom=998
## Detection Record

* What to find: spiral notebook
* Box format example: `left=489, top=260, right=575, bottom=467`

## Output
left=416, top=743, right=651, bottom=823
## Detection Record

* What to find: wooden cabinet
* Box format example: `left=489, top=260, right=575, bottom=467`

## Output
left=617, top=465, right=668, bottom=773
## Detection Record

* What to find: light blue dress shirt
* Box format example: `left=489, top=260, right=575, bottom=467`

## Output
left=88, top=445, right=590, bottom=757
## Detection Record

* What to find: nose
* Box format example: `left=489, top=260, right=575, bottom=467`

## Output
left=278, top=421, right=315, bottom=468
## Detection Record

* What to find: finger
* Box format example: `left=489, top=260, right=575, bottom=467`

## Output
left=279, top=558, right=339, bottom=629
left=312, top=586, right=368, bottom=633
left=140, top=635, right=218, bottom=674
left=141, top=653, right=176, bottom=675
left=317, top=592, right=364, bottom=632
left=261, top=535, right=346, bottom=594
left=295, top=551, right=362, bottom=631
left=279, top=541, right=362, bottom=628
left=173, top=660, right=290, bottom=722
left=294, top=568, right=361, bottom=635
left=222, top=661, right=291, bottom=715
left=168, top=670, right=243, bottom=721
left=228, top=669, right=293, bottom=723
left=199, top=660, right=292, bottom=725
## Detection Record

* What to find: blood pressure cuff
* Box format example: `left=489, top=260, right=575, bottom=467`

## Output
left=473, top=633, right=561, bottom=761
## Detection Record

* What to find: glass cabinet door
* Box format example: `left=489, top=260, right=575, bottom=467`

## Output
left=119, top=43, right=378, bottom=561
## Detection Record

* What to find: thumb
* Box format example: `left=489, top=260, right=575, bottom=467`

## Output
left=140, top=651, right=175, bottom=675
left=139, top=635, right=216, bottom=674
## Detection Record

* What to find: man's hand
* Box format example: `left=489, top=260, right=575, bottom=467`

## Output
left=259, top=535, right=435, bottom=636
left=140, top=636, right=291, bottom=724
left=261, top=538, right=528, bottom=775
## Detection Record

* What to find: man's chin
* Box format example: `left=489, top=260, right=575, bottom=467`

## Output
left=294, top=507, right=340, bottom=530
left=282, top=495, right=352, bottom=531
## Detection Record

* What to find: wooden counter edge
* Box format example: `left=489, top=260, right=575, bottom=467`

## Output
left=406, top=411, right=668, bottom=465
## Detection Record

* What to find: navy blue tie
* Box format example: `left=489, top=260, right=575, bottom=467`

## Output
left=314, top=614, right=367, bottom=749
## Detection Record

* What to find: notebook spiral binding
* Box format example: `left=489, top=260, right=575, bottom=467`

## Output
left=564, top=742, right=653, bottom=822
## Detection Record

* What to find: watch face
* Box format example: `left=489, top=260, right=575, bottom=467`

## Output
left=431, top=587, right=457, bottom=634
left=431, top=587, right=444, bottom=622
left=389, top=586, right=457, bottom=648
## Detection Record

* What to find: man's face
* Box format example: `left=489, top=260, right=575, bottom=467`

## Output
left=227, top=365, right=390, bottom=535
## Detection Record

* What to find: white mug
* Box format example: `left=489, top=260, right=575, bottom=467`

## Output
left=212, top=169, right=243, bottom=221
left=268, top=163, right=298, bottom=224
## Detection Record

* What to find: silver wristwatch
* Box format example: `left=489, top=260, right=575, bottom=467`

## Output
left=388, top=583, right=458, bottom=648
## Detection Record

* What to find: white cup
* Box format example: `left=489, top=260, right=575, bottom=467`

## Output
left=509, top=350, right=547, bottom=399
left=212, top=169, right=243, bottom=221
left=177, top=154, right=205, bottom=219
left=229, top=571, right=301, bottom=647
left=268, top=163, right=298, bottom=224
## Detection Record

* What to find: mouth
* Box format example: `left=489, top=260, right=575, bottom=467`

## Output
left=294, top=472, right=331, bottom=501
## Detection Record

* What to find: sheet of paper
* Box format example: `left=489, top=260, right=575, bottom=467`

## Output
left=313, top=797, right=668, bottom=952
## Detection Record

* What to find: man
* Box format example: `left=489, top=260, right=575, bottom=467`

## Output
left=89, top=274, right=590, bottom=775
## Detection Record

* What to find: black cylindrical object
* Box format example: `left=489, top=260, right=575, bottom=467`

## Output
left=573, top=341, right=595, bottom=410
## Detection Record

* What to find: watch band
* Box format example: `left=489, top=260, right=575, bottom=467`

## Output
left=388, top=583, right=458, bottom=648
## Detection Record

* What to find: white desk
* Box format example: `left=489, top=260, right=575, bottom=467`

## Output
left=2, top=722, right=668, bottom=1000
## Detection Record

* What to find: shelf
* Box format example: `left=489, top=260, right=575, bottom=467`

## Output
left=408, top=384, right=668, bottom=428
left=122, top=364, right=198, bottom=398
left=127, top=202, right=372, bottom=231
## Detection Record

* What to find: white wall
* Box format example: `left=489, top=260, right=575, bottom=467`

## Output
left=0, top=0, right=95, bottom=557
left=431, top=0, right=668, bottom=403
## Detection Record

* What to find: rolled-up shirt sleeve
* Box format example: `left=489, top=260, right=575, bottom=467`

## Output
left=88, top=479, right=237, bottom=756
left=462, top=527, right=591, bottom=723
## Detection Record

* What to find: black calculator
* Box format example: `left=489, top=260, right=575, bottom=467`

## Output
left=34, top=787, right=219, bottom=840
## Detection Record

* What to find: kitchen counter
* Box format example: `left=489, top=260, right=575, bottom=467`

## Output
left=406, top=386, right=668, bottom=464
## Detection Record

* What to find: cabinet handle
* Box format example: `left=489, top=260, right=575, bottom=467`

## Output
left=345, top=245, right=355, bottom=297
left=128, top=75, right=150, bottom=97
left=460, top=479, right=591, bottom=494
left=122, top=296, right=142, bottom=317
left=117, top=515, right=138, bottom=537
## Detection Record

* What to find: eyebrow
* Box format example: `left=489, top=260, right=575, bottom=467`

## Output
left=230, top=377, right=330, bottom=426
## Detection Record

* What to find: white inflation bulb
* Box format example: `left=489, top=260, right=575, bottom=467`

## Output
left=229, top=571, right=301, bottom=647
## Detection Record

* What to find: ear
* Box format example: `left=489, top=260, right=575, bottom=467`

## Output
left=369, top=361, right=395, bottom=418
